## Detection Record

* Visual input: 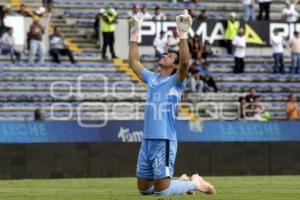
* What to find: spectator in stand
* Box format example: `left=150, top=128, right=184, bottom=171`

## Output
left=49, top=27, right=76, bottom=64
left=101, top=7, right=118, bottom=59
left=224, top=12, right=240, bottom=55
left=141, top=6, right=153, bottom=20
left=289, top=31, right=300, bottom=74
left=42, top=0, right=53, bottom=13
left=282, top=0, right=299, bottom=23
left=28, top=16, right=45, bottom=64
left=34, top=108, right=44, bottom=121
left=188, top=63, right=203, bottom=92
left=246, top=87, right=257, bottom=104
left=242, top=0, right=256, bottom=21
left=189, top=35, right=202, bottom=64
left=245, top=88, right=258, bottom=117
left=188, top=9, right=197, bottom=21
left=202, top=39, right=213, bottom=62
left=286, top=93, right=299, bottom=120
left=252, top=96, right=265, bottom=121
left=197, top=9, right=207, bottom=21
left=167, top=29, right=180, bottom=54
left=232, top=27, right=246, bottom=73
left=257, top=0, right=272, bottom=21
left=153, top=31, right=167, bottom=58
left=198, top=62, right=218, bottom=92
left=17, top=4, right=32, bottom=17
left=239, top=96, right=247, bottom=119
left=127, top=4, right=140, bottom=18
left=153, top=6, right=167, bottom=21
left=0, top=27, right=21, bottom=63
left=271, top=29, right=285, bottom=73
left=93, top=8, right=105, bottom=40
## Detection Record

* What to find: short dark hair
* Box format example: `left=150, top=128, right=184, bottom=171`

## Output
left=294, top=31, right=299, bottom=35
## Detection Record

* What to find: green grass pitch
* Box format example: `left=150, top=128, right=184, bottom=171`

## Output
left=0, top=176, right=299, bottom=200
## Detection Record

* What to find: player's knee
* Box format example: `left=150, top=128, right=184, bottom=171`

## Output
left=138, top=185, right=154, bottom=195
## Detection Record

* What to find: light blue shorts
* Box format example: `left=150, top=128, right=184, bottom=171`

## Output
left=136, top=139, right=177, bottom=180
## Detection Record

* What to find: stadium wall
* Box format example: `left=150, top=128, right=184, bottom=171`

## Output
left=0, top=142, right=300, bottom=179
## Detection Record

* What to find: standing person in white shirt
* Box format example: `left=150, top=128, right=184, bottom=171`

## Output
left=167, top=29, right=180, bottom=54
left=271, top=29, right=285, bottom=73
left=153, top=31, right=167, bottom=58
left=257, top=0, right=272, bottom=20
left=232, top=27, right=246, bottom=73
left=242, top=0, right=256, bottom=21
left=282, top=0, right=299, bottom=23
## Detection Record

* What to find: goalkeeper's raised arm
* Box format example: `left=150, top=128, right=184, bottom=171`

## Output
left=128, top=13, right=144, bottom=79
left=176, top=9, right=193, bottom=83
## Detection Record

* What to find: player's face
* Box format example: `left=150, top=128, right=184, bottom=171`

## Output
left=159, top=53, right=177, bottom=69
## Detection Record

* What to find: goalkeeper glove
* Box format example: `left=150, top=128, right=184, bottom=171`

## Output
left=176, top=9, right=193, bottom=39
left=128, top=13, right=144, bottom=42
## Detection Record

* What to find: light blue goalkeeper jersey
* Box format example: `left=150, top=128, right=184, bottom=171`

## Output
left=141, top=68, right=186, bottom=141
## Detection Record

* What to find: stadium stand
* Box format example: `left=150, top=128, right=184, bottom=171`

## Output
left=0, top=0, right=299, bottom=121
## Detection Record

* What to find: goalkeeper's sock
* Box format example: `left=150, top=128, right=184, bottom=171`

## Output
left=139, top=185, right=154, bottom=195
left=154, top=180, right=197, bottom=196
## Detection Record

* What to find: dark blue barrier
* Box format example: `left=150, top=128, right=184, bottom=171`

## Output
left=0, top=120, right=299, bottom=143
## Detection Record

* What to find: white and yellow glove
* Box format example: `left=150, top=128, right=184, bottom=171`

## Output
left=128, top=13, right=144, bottom=42
left=176, top=9, right=193, bottom=39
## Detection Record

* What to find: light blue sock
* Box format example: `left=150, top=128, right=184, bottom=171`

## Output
left=139, top=185, right=154, bottom=195
left=154, top=180, right=197, bottom=196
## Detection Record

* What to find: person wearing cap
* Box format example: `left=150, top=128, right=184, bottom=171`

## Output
left=101, top=7, right=118, bottom=59
left=257, top=0, right=272, bottom=21
left=224, top=12, right=240, bottom=55
left=242, top=0, right=256, bottom=21
left=34, top=6, right=46, bottom=18
left=94, top=8, right=105, bottom=41
left=271, top=29, right=285, bottom=73
left=28, top=16, right=45, bottom=63
left=153, top=30, right=167, bottom=58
